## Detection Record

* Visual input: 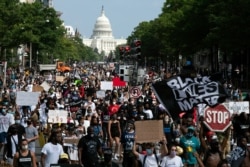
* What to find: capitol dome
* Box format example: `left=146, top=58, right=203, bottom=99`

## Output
left=91, top=6, right=114, bottom=39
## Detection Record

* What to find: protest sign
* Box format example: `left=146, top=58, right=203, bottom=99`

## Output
left=40, top=81, right=50, bottom=92
left=16, top=91, right=40, bottom=106
left=32, top=85, right=44, bottom=92
left=48, top=110, right=68, bottom=123
left=100, top=81, right=113, bottom=90
left=96, top=90, right=105, bottom=98
left=135, top=120, right=164, bottom=143
left=63, top=137, right=80, bottom=146
left=228, top=101, right=249, bottom=114
left=56, top=76, right=65, bottom=82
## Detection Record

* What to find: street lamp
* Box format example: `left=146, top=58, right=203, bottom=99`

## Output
left=36, top=50, right=39, bottom=65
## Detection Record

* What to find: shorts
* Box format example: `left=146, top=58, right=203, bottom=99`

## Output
left=0, top=132, right=7, bottom=143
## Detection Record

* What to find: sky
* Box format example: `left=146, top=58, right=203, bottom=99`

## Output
left=53, top=0, right=166, bottom=39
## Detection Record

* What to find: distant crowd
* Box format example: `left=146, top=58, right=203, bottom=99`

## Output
left=0, top=63, right=249, bottom=167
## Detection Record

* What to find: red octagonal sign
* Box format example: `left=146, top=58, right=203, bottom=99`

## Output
left=203, top=104, right=231, bottom=132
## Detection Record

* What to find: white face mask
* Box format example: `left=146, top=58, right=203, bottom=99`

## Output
left=22, top=145, right=28, bottom=150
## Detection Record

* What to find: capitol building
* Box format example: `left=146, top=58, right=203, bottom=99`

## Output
left=82, top=7, right=127, bottom=57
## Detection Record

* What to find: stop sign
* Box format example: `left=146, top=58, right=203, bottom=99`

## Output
left=203, top=104, right=231, bottom=132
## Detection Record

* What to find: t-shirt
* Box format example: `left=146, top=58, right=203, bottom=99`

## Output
left=179, top=136, right=200, bottom=165
left=25, top=126, right=38, bottom=149
left=77, top=135, right=101, bottom=166
left=138, top=153, right=162, bottom=167
left=0, top=113, right=15, bottom=132
left=160, top=155, right=184, bottom=167
left=121, top=131, right=135, bottom=152
left=41, top=142, right=64, bottom=167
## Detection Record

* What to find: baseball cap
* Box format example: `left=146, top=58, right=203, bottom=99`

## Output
left=60, top=153, right=69, bottom=159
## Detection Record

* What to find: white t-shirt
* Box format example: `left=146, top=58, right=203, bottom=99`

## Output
left=11, top=134, right=25, bottom=157
left=41, top=142, right=64, bottom=167
left=160, top=155, right=184, bottom=167
left=139, top=153, right=162, bottom=167
left=0, top=113, right=15, bottom=132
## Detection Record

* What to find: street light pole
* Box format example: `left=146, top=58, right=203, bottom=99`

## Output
left=30, top=42, right=32, bottom=68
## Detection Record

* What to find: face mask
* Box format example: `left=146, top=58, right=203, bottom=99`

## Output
left=186, top=132, right=194, bottom=138
left=90, top=134, right=94, bottom=137
left=22, top=145, right=28, bottom=150
left=146, top=149, right=153, bottom=155
left=15, top=120, right=21, bottom=124
left=44, top=100, right=47, bottom=103
left=2, top=109, right=6, bottom=114
left=127, top=127, right=131, bottom=131
left=170, top=151, right=176, bottom=157
left=113, top=102, right=116, bottom=104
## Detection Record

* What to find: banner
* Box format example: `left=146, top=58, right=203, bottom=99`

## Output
left=152, top=75, right=228, bottom=119
left=16, top=91, right=40, bottom=106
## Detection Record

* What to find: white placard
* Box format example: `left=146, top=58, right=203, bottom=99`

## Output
left=40, top=81, right=51, bottom=92
left=83, top=120, right=90, bottom=134
left=100, top=81, right=113, bottom=90
left=228, top=101, right=249, bottom=114
left=96, top=90, right=105, bottom=98
left=16, top=91, right=40, bottom=106
left=48, top=110, right=68, bottom=123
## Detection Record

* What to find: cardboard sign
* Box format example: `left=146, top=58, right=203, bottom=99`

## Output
left=63, top=137, right=80, bottom=145
left=40, top=81, right=51, bottom=92
left=32, top=85, right=44, bottom=92
left=48, top=110, right=68, bottom=123
left=56, top=76, right=65, bottom=82
left=135, top=120, right=164, bottom=143
left=100, top=81, right=113, bottom=90
left=96, top=90, right=105, bottom=98
left=16, top=91, right=40, bottom=106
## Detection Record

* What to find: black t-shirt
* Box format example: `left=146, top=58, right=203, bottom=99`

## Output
left=77, top=135, right=101, bottom=166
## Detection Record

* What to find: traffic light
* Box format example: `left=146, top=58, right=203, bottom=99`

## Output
left=119, top=46, right=125, bottom=59
left=119, top=45, right=131, bottom=60
left=131, top=40, right=141, bottom=59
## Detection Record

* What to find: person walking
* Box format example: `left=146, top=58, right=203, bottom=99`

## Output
left=13, top=138, right=37, bottom=167
left=25, top=118, right=38, bottom=152
left=133, top=137, right=168, bottom=167
left=121, top=122, right=136, bottom=167
left=78, top=126, right=103, bottom=167
left=160, top=144, right=183, bottom=167
left=41, top=131, right=64, bottom=167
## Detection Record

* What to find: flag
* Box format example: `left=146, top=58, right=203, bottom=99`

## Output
left=151, top=74, right=229, bottom=120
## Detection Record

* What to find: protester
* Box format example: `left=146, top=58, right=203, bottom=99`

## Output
left=78, top=126, right=103, bottom=167
left=121, top=121, right=136, bottom=167
left=133, top=137, right=168, bottom=167
left=160, top=144, right=183, bottom=167
left=179, top=126, right=200, bottom=167
left=41, top=131, right=64, bottom=167
left=25, top=118, right=39, bottom=152
left=13, top=138, right=37, bottom=167
left=108, top=113, right=121, bottom=160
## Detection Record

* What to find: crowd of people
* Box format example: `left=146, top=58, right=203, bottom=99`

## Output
left=0, top=63, right=249, bottom=167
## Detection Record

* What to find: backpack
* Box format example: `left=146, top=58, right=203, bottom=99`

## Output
left=142, top=153, right=160, bottom=167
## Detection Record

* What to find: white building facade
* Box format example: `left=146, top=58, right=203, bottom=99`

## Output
left=83, top=7, right=127, bottom=57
